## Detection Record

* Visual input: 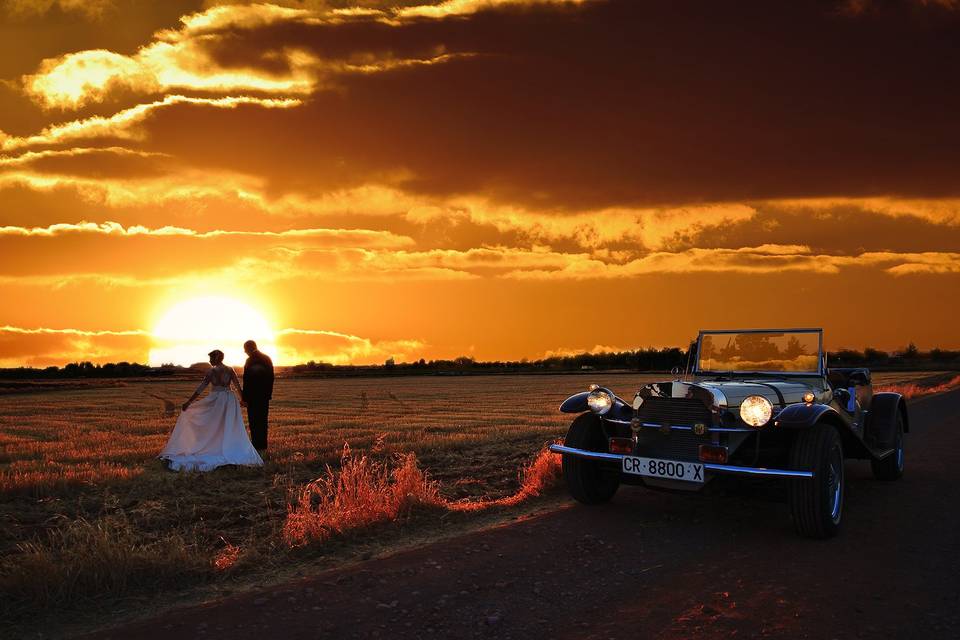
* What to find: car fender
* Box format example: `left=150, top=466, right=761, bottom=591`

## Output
left=774, top=402, right=839, bottom=429
left=559, top=392, right=590, bottom=413
left=559, top=390, right=634, bottom=422
left=866, top=392, right=909, bottom=448
left=777, top=401, right=882, bottom=460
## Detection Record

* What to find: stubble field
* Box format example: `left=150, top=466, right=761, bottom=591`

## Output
left=0, top=370, right=952, bottom=636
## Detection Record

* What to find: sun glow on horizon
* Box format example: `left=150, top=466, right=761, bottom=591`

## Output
left=149, top=296, right=276, bottom=366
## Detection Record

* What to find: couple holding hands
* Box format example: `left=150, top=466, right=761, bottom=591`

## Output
left=160, top=340, right=274, bottom=472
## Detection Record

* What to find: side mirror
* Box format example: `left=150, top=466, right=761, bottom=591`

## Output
left=834, top=387, right=856, bottom=413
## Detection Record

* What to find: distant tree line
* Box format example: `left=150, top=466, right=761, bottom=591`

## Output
left=828, top=342, right=960, bottom=368
left=0, top=361, right=179, bottom=380
left=1, top=342, right=957, bottom=379
left=292, top=343, right=960, bottom=377
left=291, top=346, right=692, bottom=374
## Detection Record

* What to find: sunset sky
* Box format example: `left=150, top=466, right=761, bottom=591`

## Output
left=1, top=0, right=959, bottom=366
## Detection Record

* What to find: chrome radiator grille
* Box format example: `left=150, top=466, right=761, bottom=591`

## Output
left=633, top=397, right=712, bottom=462
left=635, top=396, right=711, bottom=427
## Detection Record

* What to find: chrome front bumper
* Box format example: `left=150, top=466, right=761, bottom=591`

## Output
left=548, top=444, right=814, bottom=479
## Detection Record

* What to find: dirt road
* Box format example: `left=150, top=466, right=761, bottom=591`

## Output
left=86, top=390, right=960, bottom=639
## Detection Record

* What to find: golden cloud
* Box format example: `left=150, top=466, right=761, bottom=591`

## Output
left=500, top=246, right=960, bottom=280
left=21, top=5, right=315, bottom=109
left=0, top=173, right=758, bottom=256
left=0, top=324, right=424, bottom=367
left=0, top=325, right=147, bottom=337
left=161, top=183, right=759, bottom=250
left=396, top=0, right=591, bottom=19
left=0, top=250, right=473, bottom=290
left=276, top=328, right=425, bottom=365
left=0, top=147, right=174, bottom=183
left=23, top=49, right=161, bottom=110
left=19, top=2, right=472, bottom=110
left=0, top=168, right=270, bottom=221
left=0, top=147, right=170, bottom=168
left=1, top=95, right=302, bottom=152
left=8, top=160, right=960, bottom=262
left=11, top=0, right=960, bottom=215
left=196, top=0, right=592, bottom=21
left=3, top=224, right=959, bottom=291
left=0, top=220, right=414, bottom=248
left=542, top=343, right=635, bottom=358
left=0, top=222, right=421, bottom=296
left=861, top=251, right=960, bottom=275
left=772, top=197, right=960, bottom=227
left=0, top=325, right=151, bottom=367
left=407, top=197, right=759, bottom=250
left=273, top=247, right=483, bottom=282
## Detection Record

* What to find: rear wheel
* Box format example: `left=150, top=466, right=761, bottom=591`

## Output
left=789, top=423, right=844, bottom=538
left=871, top=413, right=905, bottom=480
left=562, top=413, right=619, bottom=505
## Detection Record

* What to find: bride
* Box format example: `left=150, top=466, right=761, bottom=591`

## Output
left=159, top=349, right=264, bottom=472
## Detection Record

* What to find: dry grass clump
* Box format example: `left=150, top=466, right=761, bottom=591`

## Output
left=212, top=540, right=242, bottom=572
left=283, top=445, right=443, bottom=546
left=0, top=516, right=208, bottom=624
left=283, top=442, right=562, bottom=545
left=447, top=442, right=562, bottom=512
left=876, top=374, right=960, bottom=399
left=513, top=442, right=563, bottom=497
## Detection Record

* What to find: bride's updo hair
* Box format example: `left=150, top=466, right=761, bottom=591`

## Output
left=207, top=349, right=225, bottom=365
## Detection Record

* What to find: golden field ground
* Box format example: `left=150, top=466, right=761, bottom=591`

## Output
left=0, top=371, right=953, bottom=636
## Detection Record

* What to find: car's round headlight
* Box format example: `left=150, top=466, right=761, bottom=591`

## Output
left=740, top=395, right=773, bottom=427
left=587, top=389, right=614, bottom=415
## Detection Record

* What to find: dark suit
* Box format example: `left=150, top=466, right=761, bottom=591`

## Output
left=242, top=350, right=274, bottom=450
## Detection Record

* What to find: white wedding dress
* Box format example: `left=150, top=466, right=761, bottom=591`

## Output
left=159, top=365, right=264, bottom=472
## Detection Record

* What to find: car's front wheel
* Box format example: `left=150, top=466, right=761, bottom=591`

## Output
left=562, top=413, right=619, bottom=505
left=788, top=423, right=844, bottom=538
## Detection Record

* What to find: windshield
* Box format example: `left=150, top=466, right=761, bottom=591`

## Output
left=697, top=330, right=821, bottom=374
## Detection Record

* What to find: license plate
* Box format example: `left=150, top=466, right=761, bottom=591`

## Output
left=622, top=456, right=704, bottom=483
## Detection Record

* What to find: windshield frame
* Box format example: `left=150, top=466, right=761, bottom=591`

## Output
left=693, top=328, right=824, bottom=377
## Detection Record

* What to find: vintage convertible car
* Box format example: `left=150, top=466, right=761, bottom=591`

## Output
left=549, top=328, right=908, bottom=538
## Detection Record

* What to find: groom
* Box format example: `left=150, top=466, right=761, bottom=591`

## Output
left=242, top=340, right=274, bottom=452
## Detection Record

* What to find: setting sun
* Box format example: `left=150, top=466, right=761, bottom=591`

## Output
left=149, top=296, right=276, bottom=366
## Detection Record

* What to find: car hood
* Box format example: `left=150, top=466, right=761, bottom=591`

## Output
left=692, top=380, right=814, bottom=407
